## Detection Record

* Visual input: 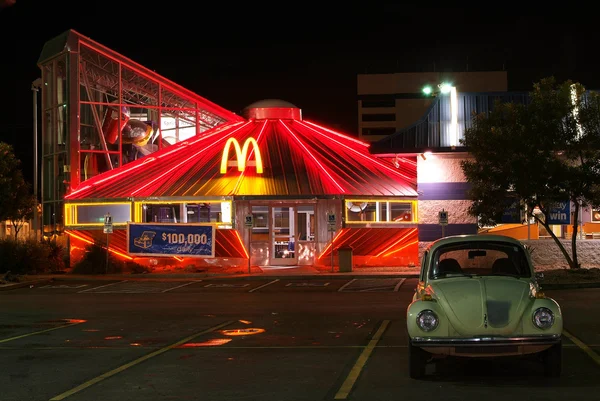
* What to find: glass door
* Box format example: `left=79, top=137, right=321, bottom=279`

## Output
left=271, top=206, right=297, bottom=265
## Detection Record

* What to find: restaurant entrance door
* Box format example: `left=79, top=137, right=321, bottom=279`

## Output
left=270, top=206, right=297, bottom=265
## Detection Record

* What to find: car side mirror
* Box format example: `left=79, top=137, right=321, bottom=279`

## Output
left=535, top=272, right=544, bottom=282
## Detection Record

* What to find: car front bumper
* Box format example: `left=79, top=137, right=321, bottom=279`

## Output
left=411, top=335, right=561, bottom=357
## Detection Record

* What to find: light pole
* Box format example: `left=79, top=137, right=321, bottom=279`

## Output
left=32, top=78, right=42, bottom=241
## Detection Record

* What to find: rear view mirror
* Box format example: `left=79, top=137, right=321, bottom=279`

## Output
left=468, top=250, right=487, bottom=259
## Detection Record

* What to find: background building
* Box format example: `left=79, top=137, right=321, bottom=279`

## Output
left=357, top=71, right=508, bottom=142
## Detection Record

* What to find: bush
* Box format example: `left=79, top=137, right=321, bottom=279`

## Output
left=0, top=238, right=66, bottom=275
left=72, top=242, right=147, bottom=274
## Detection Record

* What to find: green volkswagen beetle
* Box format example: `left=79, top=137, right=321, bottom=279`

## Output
left=407, top=234, right=562, bottom=379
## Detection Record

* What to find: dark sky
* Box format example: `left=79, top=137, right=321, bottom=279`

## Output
left=1, top=1, right=598, bottom=183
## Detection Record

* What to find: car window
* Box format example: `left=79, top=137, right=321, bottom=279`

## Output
left=429, top=241, right=531, bottom=279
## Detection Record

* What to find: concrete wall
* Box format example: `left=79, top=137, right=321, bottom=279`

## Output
left=417, top=152, right=477, bottom=241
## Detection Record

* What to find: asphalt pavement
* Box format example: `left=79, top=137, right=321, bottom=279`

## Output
left=0, top=277, right=598, bottom=401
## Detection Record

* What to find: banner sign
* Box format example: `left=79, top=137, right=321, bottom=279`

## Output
left=501, top=198, right=521, bottom=224
left=127, top=223, right=215, bottom=258
left=547, top=201, right=570, bottom=225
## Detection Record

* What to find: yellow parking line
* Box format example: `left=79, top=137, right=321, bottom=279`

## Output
left=563, top=329, right=600, bottom=366
left=0, top=321, right=85, bottom=344
left=49, top=320, right=235, bottom=401
left=334, top=320, right=390, bottom=400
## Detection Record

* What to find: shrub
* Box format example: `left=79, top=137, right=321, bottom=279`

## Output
left=0, top=238, right=66, bottom=274
left=72, top=242, right=147, bottom=274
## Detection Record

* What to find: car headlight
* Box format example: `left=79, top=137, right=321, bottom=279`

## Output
left=532, top=307, right=555, bottom=329
left=416, top=309, right=439, bottom=332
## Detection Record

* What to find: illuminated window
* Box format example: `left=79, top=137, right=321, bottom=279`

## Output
left=65, top=203, right=131, bottom=226
left=345, top=200, right=416, bottom=223
left=136, top=201, right=232, bottom=225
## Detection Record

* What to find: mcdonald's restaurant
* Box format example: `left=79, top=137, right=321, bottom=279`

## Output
left=41, top=30, right=419, bottom=271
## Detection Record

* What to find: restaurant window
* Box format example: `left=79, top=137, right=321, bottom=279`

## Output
left=138, top=201, right=232, bottom=224
left=65, top=203, right=131, bottom=226
left=251, top=205, right=269, bottom=242
left=345, top=200, right=416, bottom=223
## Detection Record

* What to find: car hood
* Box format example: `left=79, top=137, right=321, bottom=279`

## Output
left=430, top=277, right=532, bottom=336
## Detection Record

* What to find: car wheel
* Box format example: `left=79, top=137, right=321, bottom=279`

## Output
left=543, top=341, right=561, bottom=377
left=408, top=340, right=428, bottom=379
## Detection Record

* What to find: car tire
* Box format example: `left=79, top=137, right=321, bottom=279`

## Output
left=543, top=341, right=561, bottom=377
left=408, top=340, right=428, bottom=379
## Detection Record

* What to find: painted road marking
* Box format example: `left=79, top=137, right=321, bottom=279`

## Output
left=563, top=329, right=600, bottom=367
left=248, top=279, right=279, bottom=292
left=285, top=282, right=330, bottom=287
left=161, top=281, right=202, bottom=293
left=334, top=320, right=390, bottom=399
left=338, top=279, right=357, bottom=292
left=49, top=320, right=235, bottom=401
left=0, top=320, right=86, bottom=344
left=339, top=278, right=405, bottom=292
left=82, top=281, right=195, bottom=294
left=40, top=284, right=88, bottom=289
left=78, top=280, right=127, bottom=293
left=204, top=283, right=250, bottom=288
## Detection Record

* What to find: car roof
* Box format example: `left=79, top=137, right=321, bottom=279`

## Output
left=425, top=234, right=525, bottom=252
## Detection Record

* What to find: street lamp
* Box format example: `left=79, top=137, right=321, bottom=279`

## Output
left=32, top=78, right=42, bottom=241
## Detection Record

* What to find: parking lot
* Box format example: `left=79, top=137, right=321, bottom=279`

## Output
left=1, top=278, right=599, bottom=400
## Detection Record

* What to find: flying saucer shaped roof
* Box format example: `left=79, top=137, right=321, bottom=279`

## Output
left=66, top=102, right=417, bottom=200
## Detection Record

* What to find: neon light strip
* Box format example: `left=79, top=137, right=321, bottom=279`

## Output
left=303, top=120, right=370, bottom=147
left=382, top=240, right=419, bottom=258
left=233, top=230, right=250, bottom=259
left=295, top=120, right=414, bottom=181
left=65, top=121, right=244, bottom=199
left=317, top=229, right=348, bottom=260
left=66, top=230, right=133, bottom=260
left=374, top=228, right=417, bottom=257
left=130, top=121, right=252, bottom=196
left=232, top=120, right=268, bottom=194
left=78, top=40, right=243, bottom=121
left=279, top=120, right=345, bottom=193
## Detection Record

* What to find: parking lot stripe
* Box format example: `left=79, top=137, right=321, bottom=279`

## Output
left=49, top=320, right=235, bottom=401
left=77, top=280, right=128, bottom=293
left=563, top=329, right=600, bottom=367
left=334, top=320, right=390, bottom=400
left=0, top=320, right=85, bottom=344
left=337, top=279, right=357, bottom=292
left=248, top=279, right=279, bottom=293
left=393, top=278, right=406, bottom=292
left=161, top=280, right=202, bottom=293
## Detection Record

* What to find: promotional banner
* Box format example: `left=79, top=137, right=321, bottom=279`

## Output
left=547, top=201, right=571, bottom=225
left=501, top=198, right=521, bottom=223
left=127, top=223, right=215, bottom=258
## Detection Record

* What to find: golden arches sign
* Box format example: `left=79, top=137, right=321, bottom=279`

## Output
left=220, top=137, right=263, bottom=174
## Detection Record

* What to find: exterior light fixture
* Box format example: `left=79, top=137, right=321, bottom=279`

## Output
left=422, top=85, right=433, bottom=95
left=439, top=83, right=452, bottom=94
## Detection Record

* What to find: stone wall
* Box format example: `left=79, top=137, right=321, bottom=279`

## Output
left=419, top=239, right=600, bottom=270
left=417, top=152, right=477, bottom=241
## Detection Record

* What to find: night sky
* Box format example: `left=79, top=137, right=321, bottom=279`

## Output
left=1, top=1, right=598, bottom=183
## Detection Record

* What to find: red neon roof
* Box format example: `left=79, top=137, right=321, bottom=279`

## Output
left=66, top=102, right=417, bottom=199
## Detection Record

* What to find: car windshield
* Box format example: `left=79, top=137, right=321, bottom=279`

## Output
left=429, top=240, right=531, bottom=279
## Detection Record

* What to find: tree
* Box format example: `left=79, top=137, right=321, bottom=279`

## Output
left=0, top=142, right=36, bottom=239
left=461, top=77, right=600, bottom=269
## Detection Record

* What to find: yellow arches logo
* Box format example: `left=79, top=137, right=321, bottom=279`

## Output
left=220, top=137, right=263, bottom=174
